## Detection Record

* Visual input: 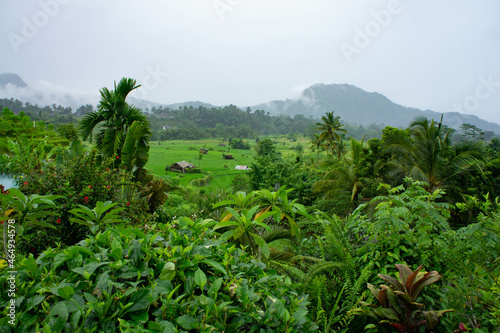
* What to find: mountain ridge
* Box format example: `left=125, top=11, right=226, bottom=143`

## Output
left=251, top=83, right=500, bottom=133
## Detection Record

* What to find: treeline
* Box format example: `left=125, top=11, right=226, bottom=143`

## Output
left=148, top=104, right=316, bottom=140
left=148, top=105, right=388, bottom=140
left=0, top=97, right=388, bottom=141
left=6, top=97, right=492, bottom=143
left=0, top=97, right=93, bottom=126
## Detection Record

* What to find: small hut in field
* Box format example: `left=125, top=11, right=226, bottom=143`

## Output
left=168, top=161, right=195, bottom=173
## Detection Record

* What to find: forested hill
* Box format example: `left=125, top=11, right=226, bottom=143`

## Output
left=252, top=83, right=500, bottom=133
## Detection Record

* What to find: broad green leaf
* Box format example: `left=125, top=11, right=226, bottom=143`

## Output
left=160, top=262, right=176, bottom=280
left=219, top=230, right=235, bottom=241
left=177, top=315, right=198, bottom=330
left=130, top=311, right=149, bottom=324
left=252, top=221, right=272, bottom=233
left=57, top=286, right=75, bottom=300
left=225, top=207, right=242, bottom=223
left=251, top=233, right=270, bottom=259
left=126, top=288, right=152, bottom=312
left=201, top=259, right=227, bottom=276
left=245, top=205, right=260, bottom=223
left=255, top=206, right=271, bottom=219
left=48, top=302, right=69, bottom=330
left=194, top=268, right=207, bottom=290
left=69, top=217, right=94, bottom=227
left=70, top=310, right=82, bottom=330
left=213, top=220, right=241, bottom=230
left=293, top=203, right=309, bottom=217
left=53, top=253, right=70, bottom=270
left=208, top=278, right=223, bottom=297
left=254, top=210, right=276, bottom=223
left=71, top=261, right=110, bottom=277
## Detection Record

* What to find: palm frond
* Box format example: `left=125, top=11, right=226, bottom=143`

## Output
left=78, top=111, right=106, bottom=142
left=263, top=228, right=297, bottom=244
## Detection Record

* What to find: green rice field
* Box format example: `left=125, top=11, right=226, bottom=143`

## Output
left=145, top=137, right=316, bottom=190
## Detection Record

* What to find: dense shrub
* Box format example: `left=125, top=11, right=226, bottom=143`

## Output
left=155, top=193, right=198, bottom=222
left=0, top=218, right=318, bottom=332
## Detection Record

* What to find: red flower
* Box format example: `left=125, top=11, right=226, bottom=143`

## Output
left=116, top=156, right=120, bottom=159
left=84, top=196, right=89, bottom=203
left=24, top=181, right=28, bottom=185
left=106, top=168, right=109, bottom=171
left=459, top=323, right=466, bottom=331
left=126, top=202, right=130, bottom=206
left=57, top=219, right=61, bottom=224
left=88, top=185, right=92, bottom=189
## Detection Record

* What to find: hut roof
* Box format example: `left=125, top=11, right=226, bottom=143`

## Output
left=173, top=161, right=195, bottom=169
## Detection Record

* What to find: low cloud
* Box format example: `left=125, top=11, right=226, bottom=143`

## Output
left=0, top=80, right=99, bottom=109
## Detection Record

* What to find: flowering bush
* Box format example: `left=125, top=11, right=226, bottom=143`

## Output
left=16, top=151, right=151, bottom=255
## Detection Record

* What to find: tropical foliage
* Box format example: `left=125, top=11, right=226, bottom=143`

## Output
left=355, top=264, right=454, bottom=332
left=0, top=219, right=317, bottom=332
left=1, top=87, right=500, bottom=333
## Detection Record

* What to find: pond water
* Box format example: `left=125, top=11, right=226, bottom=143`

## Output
left=0, top=174, right=17, bottom=190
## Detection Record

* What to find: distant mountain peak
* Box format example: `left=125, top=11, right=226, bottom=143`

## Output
left=251, top=83, right=500, bottom=133
left=0, top=73, right=28, bottom=88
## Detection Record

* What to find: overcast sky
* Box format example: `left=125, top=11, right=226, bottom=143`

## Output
left=1, top=0, right=499, bottom=123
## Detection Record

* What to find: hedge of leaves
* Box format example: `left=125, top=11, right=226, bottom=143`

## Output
left=0, top=217, right=317, bottom=332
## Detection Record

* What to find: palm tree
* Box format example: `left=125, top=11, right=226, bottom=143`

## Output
left=313, top=138, right=366, bottom=203
left=316, top=111, right=346, bottom=157
left=79, top=78, right=148, bottom=162
left=384, top=116, right=484, bottom=192
left=310, top=134, right=324, bottom=160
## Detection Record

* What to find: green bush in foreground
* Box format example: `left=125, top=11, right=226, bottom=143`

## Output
left=0, top=217, right=317, bottom=332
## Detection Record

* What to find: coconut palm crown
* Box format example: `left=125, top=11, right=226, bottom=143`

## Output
left=316, top=111, right=346, bottom=157
left=384, top=116, right=484, bottom=192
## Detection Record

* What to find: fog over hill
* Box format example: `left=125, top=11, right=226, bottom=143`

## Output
left=1, top=74, right=499, bottom=133
left=0, top=73, right=28, bottom=88
left=251, top=84, right=500, bottom=133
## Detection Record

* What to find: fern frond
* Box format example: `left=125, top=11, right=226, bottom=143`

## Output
left=302, top=261, right=343, bottom=292
left=269, top=260, right=306, bottom=281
